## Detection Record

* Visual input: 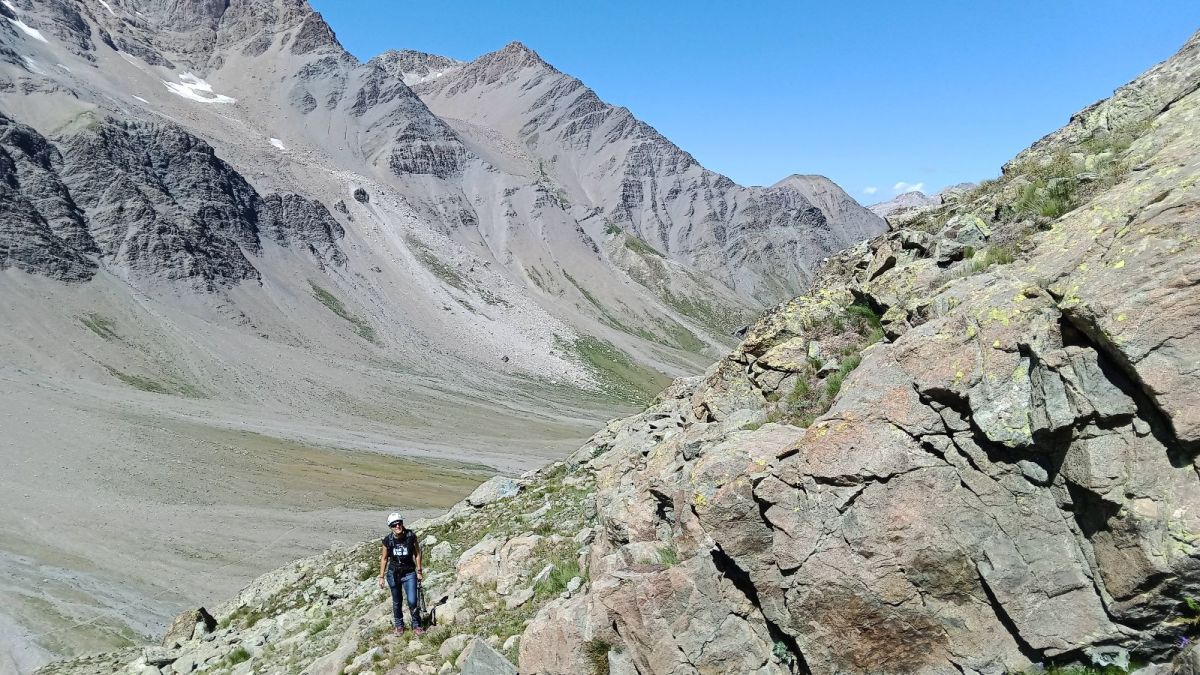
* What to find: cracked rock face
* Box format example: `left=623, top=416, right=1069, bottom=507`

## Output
left=517, top=28, right=1200, bottom=675
left=0, top=113, right=97, bottom=281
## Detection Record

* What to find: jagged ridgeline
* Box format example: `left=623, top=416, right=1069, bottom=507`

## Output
left=35, top=25, right=1200, bottom=675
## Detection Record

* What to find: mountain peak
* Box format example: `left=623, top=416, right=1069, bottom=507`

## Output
left=370, top=49, right=464, bottom=85
left=477, top=40, right=555, bottom=73
left=771, top=174, right=837, bottom=190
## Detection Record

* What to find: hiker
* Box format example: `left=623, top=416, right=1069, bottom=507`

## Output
left=378, top=512, right=425, bottom=635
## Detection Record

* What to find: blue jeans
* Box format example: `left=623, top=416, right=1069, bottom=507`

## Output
left=386, top=569, right=420, bottom=629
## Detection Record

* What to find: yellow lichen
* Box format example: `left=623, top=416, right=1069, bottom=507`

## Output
left=1012, top=364, right=1028, bottom=383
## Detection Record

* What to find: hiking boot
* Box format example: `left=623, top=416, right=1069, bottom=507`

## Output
left=394, top=626, right=405, bottom=636
left=413, top=627, right=425, bottom=636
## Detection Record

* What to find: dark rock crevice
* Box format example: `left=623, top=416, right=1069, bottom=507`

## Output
left=709, top=544, right=810, bottom=674
left=974, top=567, right=1046, bottom=664
left=1058, top=307, right=1197, bottom=456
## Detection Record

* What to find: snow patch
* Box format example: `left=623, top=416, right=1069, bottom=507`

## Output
left=162, top=73, right=236, bottom=104
left=401, top=68, right=457, bottom=86
left=97, top=0, right=116, bottom=16
left=269, top=138, right=286, bottom=150
left=56, top=63, right=70, bottom=72
left=21, top=56, right=44, bottom=74
left=3, top=1, right=48, bottom=43
left=132, top=95, right=147, bottom=103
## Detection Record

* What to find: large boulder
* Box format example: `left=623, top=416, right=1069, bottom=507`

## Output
left=456, top=638, right=517, bottom=675
left=465, top=477, right=523, bottom=507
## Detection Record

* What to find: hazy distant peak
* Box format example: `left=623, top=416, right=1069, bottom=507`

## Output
left=770, top=174, right=838, bottom=190
left=768, top=174, right=885, bottom=235
left=867, top=190, right=939, bottom=218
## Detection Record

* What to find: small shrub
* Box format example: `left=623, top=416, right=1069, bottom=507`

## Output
left=846, top=303, right=884, bottom=344
left=306, top=618, right=330, bottom=636
left=824, top=371, right=845, bottom=400
left=772, top=640, right=797, bottom=666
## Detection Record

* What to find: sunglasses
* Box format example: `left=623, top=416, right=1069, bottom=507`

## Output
left=389, top=522, right=403, bottom=528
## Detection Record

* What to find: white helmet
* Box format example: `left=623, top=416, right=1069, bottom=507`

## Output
left=387, top=512, right=403, bottom=527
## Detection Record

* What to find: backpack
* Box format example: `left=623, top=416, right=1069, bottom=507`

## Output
left=417, top=583, right=435, bottom=627
left=418, top=586, right=449, bottom=628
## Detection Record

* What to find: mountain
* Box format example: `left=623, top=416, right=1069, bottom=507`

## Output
left=0, top=0, right=882, bottom=669
left=36, top=25, right=1200, bottom=675
left=394, top=42, right=886, bottom=302
left=867, top=189, right=940, bottom=218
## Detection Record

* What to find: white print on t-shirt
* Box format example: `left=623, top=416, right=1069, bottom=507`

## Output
left=393, top=545, right=409, bottom=557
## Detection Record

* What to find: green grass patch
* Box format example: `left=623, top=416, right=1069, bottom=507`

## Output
left=80, top=313, right=118, bottom=340
left=103, top=366, right=172, bottom=394
left=102, top=365, right=204, bottom=398
left=845, top=304, right=883, bottom=345
left=221, top=606, right=266, bottom=630
left=967, top=245, right=1017, bottom=274
left=657, top=546, right=680, bottom=566
left=663, top=322, right=706, bottom=353
left=310, top=282, right=377, bottom=343
left=534, top=557, right=582, bottom=600
left=406, top=236, right=469, bottom=291
left=564, top=271, right=604, bottom=310
left=769, top=304, right=878, bottom=427
left=623, top=234, right=664, bottom=258
left=572, top=336, right=672, bottom=405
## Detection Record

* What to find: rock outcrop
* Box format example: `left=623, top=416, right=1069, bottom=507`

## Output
left=0, top=113, right=97, bottom=281
left=0, top=113, right=347, bottom=287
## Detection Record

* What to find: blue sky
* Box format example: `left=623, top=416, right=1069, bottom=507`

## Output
left=310, top=1, right=1199, bottom=203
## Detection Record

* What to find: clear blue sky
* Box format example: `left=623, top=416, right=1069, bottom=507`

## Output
left=309, top=1, right=1199, bottom=203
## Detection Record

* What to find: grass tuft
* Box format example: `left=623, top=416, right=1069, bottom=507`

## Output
left=583, top=638, right=612, bottom=675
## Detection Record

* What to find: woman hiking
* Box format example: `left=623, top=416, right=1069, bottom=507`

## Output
left=378, top=512, right=424, bottom=635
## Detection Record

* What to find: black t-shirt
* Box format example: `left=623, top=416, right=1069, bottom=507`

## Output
left=383, top=529, right=418, bottom=574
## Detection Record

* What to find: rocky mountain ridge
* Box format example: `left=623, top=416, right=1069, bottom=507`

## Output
left=35, top=24, right=1200, bottom=675
left=409, top=41, right=886, bottom=302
